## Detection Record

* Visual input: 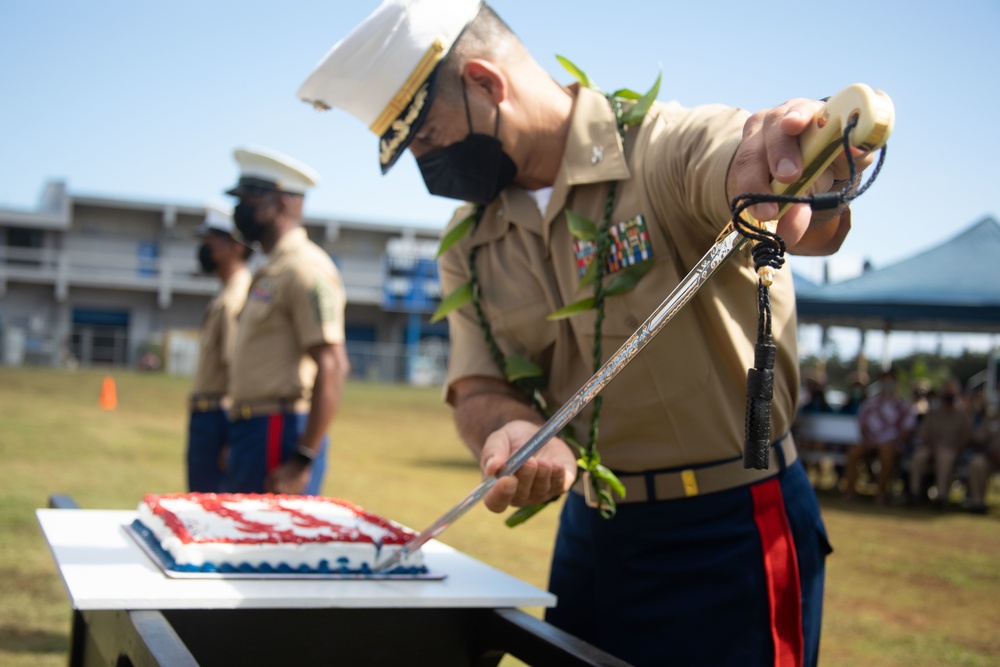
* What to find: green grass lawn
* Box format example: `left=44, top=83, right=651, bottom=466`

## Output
left=1, top=366, right=998, bottom=666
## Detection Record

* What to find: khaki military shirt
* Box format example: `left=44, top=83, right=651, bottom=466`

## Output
left=230, top=227, right=346, bottom=404
left=439, top=86, right=800, bottom=472
left=918, top=407, right=973, bottom=450
left=190, top=266, right=251, bottom=398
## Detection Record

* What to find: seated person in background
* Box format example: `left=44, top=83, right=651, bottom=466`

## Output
left=910, top=379, right=931, bottom=424
left=966, top=386, right=987, bottom=429
left=908, top=381, right=973, bottom=509
left=965, top=405, right=999, bottom=514
left=844, top=368, right=915, bottom=504
left=901, top=378, right=932, bottom=466
left=800, top=375, right=833, bottom=414
left=796, top=375, right=834, bottom=478
left=824, top=374, right=867, bottom=482
left=838, top=375, right=868, bottom=416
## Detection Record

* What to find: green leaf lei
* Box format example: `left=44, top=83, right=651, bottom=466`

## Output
left=432, top=57, right=661, bottom=524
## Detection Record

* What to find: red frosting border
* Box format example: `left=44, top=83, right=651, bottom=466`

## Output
left=142, top=493, right=415, bottom=546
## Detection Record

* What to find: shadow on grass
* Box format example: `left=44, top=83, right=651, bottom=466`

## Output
left=815, top=488, right=997, bottom=522
left=408, top=456, right=480, bottom=470
left=0, top=624, right=68, bottom=654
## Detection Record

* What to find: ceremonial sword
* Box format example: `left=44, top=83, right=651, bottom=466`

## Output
left=373, top=83, right=895, bottom=573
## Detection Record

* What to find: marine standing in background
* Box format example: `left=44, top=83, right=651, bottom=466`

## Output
left=224, top=147, right=350, bottom=496
left=186, top=206, right=252, bottom=492
left=295, top=1, right=876, bottom=664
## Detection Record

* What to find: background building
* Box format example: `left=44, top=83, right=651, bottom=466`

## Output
left=0, top=180, right=448, bottom=384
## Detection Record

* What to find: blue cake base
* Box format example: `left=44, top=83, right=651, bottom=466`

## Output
left=125, top=520, right=439, bottom=580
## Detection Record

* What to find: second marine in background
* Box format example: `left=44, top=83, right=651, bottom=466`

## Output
left=224, top=147, right=350, bottom=496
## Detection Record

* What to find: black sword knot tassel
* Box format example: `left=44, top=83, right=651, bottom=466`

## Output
left=744, top=337, right=776, bottom=470
left=731, top=114, right=888, bottom=472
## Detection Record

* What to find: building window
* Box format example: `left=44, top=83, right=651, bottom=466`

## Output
left=69, top=308, right=130, bottom=367
left=4, top=227, right=43, bottom=266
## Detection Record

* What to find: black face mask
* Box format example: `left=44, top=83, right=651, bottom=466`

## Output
left=197, top=243, right=217, bottom=274
left=233, top=201, right=266, bottom=243
left=416, top=82, right=516, bottom=204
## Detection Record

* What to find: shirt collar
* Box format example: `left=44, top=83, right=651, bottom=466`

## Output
left=465, top=188, right=541, bottom=249
left=537, top=85, right=631, bottom=248
left=270, top=226, right=308, bottom=258
left=558, top=84, right=631, bottom=188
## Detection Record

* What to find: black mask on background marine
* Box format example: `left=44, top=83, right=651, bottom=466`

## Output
left=416, top=82, right=516, bottom=205
left=197, top=243, right=217, bottom=274
left=233, top=201, right=266, bottom=243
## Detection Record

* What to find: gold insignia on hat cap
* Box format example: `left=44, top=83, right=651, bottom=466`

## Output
left=226, top=146, right=320, bottom=196
left=296, top=0, right=482, bottom=173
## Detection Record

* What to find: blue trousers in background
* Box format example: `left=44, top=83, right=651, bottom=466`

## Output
left=186, top=409, right=228, bottom=492
left=225, top=411, right=328, bottom=495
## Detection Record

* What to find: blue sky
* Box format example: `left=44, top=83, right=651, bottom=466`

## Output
left=2, top=1, right=998, bottom=357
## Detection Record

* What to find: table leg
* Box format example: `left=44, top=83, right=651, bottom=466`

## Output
left=73, top=609, right=198, bottom=667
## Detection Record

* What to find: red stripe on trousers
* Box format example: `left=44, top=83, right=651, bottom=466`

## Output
left=751, top=478, right=804, bottom=667
left=266, top=414, right=284, bottom=472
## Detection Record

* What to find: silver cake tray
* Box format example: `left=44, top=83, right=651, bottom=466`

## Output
left=123, top=523, right=446, bottom=581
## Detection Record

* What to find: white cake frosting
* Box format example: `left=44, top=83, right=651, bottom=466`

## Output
left=133, top=493, right=425, bottom=574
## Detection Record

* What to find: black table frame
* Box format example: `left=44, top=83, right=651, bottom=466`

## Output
left=48, top=495, right=632, bottom=667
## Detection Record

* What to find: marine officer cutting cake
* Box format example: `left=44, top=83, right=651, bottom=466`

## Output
left=224, top=146, right=349, bottom=496
left=295, top=0, right=879, bottom=664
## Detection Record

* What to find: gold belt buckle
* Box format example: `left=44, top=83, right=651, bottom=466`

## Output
left=240, top=403, right=252, bottom=420
left=197, top=397, right=209, bottom=412
left=680, top=469, right=699, bottom=497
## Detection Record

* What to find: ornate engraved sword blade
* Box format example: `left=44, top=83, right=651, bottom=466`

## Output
left=373, top=230, right=748, bottom=572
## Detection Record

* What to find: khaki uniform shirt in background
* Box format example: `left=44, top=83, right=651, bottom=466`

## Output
left=439, top=86, right=800, bottom=472
left=229, top=227, right=346, bottom=404
left=918, top=408, right=973, bottom=450
left=190, top=266, right=252, bottom=398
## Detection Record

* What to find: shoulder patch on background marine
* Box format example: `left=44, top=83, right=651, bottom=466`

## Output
left=310, top=280, right=337, bottom=324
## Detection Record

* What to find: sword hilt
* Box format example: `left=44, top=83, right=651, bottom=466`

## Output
left=741, top=84, right=894, bottom=469
left=774, top=83, right=894, bottom=201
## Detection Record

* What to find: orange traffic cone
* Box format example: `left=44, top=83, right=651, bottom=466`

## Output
left=99, top=375, right=117, bottom=410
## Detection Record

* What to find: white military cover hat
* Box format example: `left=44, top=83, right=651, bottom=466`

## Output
left=297, top=0, right=483, bottom=174
left=225, top=145, right=320, bottom=196
left=196, top=204, right=237, bottom=237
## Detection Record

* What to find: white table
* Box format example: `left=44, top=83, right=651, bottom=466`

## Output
left=36, top=508, right=634, bottom=667
left=37, top=509, right=555, bottom=611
